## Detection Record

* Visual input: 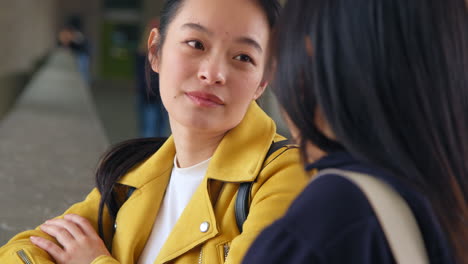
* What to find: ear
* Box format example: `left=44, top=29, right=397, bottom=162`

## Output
left=253, top=80, right=268, bottom=100
left=148, top=28, right=160, bottom=73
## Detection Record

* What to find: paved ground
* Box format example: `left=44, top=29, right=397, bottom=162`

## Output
left=0, top=49, right=110, bottom=244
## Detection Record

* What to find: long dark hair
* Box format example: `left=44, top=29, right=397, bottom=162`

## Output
left=96, top=0, right=281, bottom=247
left=273, top=0, right=468, bottom=262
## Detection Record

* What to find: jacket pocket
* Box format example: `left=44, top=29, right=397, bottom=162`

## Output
left=17, top=249, right=35, bottom=264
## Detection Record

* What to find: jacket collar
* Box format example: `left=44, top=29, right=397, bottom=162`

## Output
left=118, top=101, right=276, bottom=188
left=117, top=136, right=176, bottom=188
left=305, top=151, right=356, bottom=171
left=206, top=102, right=276, bottom=182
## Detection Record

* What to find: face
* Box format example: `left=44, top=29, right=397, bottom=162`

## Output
left=149, top=0, right=270, bottom=135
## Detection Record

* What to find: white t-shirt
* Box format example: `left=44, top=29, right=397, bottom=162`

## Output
left=137, top=156, right=211, bottom=264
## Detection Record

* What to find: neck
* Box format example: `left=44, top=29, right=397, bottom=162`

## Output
left=171, top=123, right=226, bottom=168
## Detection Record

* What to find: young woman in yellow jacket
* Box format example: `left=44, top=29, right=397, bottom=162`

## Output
left=0, top=0, right=308, bottom=263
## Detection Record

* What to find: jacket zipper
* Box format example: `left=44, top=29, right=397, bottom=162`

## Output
left=17, top=249, right=34, bottom=264
left=197, top=244, right=230, bottom=263
left=198, top=247, right=203, bottom=264
left=224, top=244, right=230, bottom=261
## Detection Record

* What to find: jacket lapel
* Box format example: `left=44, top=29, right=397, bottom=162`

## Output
left=207, top=102, right=276, bottom=183
left=155, top=176, right=219, bottom=263
left=112, top=137, right=176, bottom=264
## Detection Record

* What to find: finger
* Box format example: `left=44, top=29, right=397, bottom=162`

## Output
left=64, top=214, right=98, bottom=238
left=40, top=223, right=75, bottom=248
left=30, top=236, right=65, bottom=262
left=46, top=218, right=85, bottom=239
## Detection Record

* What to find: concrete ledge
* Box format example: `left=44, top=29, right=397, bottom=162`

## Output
left=0, top=48, right=108, bottom=244
left=0, top=52, right=49, bottom=119
left=0, top=73, right=28, bottom=118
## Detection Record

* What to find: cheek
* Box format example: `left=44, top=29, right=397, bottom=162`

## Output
left=159, top=52, right=195, bottom=97
left=230, top=72, right=262, bottom=102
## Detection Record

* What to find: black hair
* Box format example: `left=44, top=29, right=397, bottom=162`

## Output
left=96, top=0, right=281, bottom=248
left=95, top=138, right=166, bottom=242
left=273, top=0, right=468, bottom=262
left=150, top=0, right=280, bottom=64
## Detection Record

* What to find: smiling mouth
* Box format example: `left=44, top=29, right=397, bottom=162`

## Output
left=185, top=91, right=225, bottom=107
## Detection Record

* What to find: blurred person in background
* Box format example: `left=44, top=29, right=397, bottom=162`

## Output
left=135, top=18, right=169, bottom=138
left=243, top=0, right=468, bottom=263
left=58, top=15, right=91, bottom=83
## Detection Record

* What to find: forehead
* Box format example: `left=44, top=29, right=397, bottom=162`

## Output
left=169, top=0, right=270, bottom=45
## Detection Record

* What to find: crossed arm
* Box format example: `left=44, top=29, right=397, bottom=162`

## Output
left=31, top=214, right=111, bottom=264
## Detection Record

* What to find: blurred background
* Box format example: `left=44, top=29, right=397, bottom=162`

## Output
left=0, top=0, right=287, bottom=244
left=0, top=0, right=167, bottom=143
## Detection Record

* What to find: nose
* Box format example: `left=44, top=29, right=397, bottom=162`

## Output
left=197, top=55, right=226, bottom=85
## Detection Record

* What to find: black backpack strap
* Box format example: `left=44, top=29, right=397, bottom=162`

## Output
left=235, top=182, right=252, bottom=233
left=235, top=140, right=296, bottom=232
left=106, top=185, right=136, bottom=251
left=111, top=186, right=136, bottom=232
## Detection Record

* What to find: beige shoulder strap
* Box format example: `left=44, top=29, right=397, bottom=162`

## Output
left=316, top=168, right=429, bottom=264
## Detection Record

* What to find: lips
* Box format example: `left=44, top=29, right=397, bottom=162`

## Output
left=185, top=91, right=225, bottom=107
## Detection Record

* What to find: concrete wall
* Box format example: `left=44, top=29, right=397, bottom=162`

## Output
left=0, top=0, right=57, bottom=76
left=0, top=0, right=58, bottom=118
left=0, top=0, right=103, bottom=118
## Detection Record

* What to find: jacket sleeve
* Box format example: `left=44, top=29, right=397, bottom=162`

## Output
left=225, top=147, right=309, bottom=264
left=0, top=188, right=118, bottom=264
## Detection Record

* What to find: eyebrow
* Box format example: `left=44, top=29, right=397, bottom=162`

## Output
left=181, top=23, right=213, bottom=36
left=235, top=37, right=263, bottom=54
left=181, top=23, right=263, bottom=54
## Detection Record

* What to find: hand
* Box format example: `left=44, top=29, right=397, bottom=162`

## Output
left=30, top=214, right=111, bottom=264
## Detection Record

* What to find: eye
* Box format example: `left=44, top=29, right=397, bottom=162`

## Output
left=186, top=40, right=204, bottom=50
left=234, top=54, right=255, bottom=64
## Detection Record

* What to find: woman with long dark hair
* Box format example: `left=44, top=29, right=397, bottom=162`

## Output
left=0, top=0, right=307, bottom=263
left=244, top=0, right=468, bottom=263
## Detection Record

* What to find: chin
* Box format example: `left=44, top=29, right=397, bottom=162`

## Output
left=186, top=117, right=237, bottom=134
left=178, top=116, right=217, bottom=130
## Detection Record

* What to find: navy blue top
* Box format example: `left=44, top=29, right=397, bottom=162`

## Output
left=243, top=152, right=454, bottom=263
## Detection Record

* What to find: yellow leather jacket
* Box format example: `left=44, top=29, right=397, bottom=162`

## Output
left=0, top=102, right=308, bottom=264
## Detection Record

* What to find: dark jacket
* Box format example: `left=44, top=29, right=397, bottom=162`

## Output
left=243, top=152, right=454, bottom=264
